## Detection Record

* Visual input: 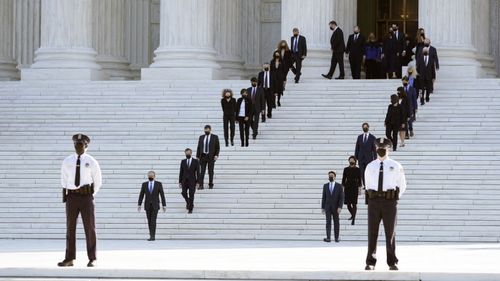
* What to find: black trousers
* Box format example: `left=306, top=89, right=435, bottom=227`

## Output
left=65, top=193, right=96, bottom=261
left=386, top=125, right=399, bottom=150
left=181, top=183, right=196, bottom=211
left=327, top=52, right=345, bottom=78
left=291, top=53, right=302, bottom=82
left=349, top=54, right=362, bottom=79
left=237, top=116, right=250, bottom=145
left=366, top=198, right=398, bottom=267
left=325, top=208, right=340, bottom=240
left=365, top=59, right=378, bottom=79
left=223, top=115, right=235, bottom=144
left=251, top=109, right=260, bottom=136
left=145, top=205, right=159, bottom=238
left=263, top=88, right=273, bottom=118
left=200, top=154, right=215, bottom=186
left=420, top=78, right=433, bottom=103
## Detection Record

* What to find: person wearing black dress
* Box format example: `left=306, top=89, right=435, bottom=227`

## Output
left=342, top=156, right=362, bottom=225
left=382, top=29, right=397, bottom=79
left=220, top=89, right=236, bottom=147
left=270, top=51, right=285, bottom=107
left=385, top=94, right=405, bottom=151
left=275, top=40, right=293, bottom=87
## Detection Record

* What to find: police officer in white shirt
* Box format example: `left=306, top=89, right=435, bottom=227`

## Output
left=364, top=137, right=406, bottom=271
left=58, top=134, right=102, bottom=268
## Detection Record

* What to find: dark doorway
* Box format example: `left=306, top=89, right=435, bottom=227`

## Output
left=357, top=0, right=418, bottom=41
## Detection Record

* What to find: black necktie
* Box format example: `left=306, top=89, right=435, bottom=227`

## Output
left=378, top=162, right=384, bottom=192
left=252, top=88, right=256, bottom=102
left=204, top=136, right=209, bottom=153
left=264, top=73, right=268, bottom=89
left=74, top=155, right=81, bottom=187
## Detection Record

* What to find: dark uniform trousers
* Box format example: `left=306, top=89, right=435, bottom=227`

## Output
left=366, top=197, right=398, bottom=266
left=65, top=193, right=96, bottom=261
left=200, top=153, right=215, bottom=186
left=325, top=208, right=340, bottom=240
left=181, top=182, right=196, bottom=211
left=145, top=204, right=159, bottom=238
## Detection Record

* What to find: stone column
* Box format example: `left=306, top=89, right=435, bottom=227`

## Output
left=472, top=0, right=496, bottom=77
left=241, top=0, right=261, bottom=77
left=215, top=0, right=244, bottom=79
left=125, top=0, right=151, bottom=80
left=418, top=0, right=481, bottom=78
left=0, top=0, right=19, bottom=80
left=13, top=0, right=41, bottom=70
left=281, top=0, right=355, bottom=79
left=93, top=0, right=132, bottom=80
left=491, top=0, right=500, bottom=77
left=142, top=0, right=221, bottom=80
left=22, top=0, right=103, bottom=80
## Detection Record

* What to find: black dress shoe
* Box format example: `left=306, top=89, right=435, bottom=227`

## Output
left=351, top=219, right=355, bottom=225
left=245, top=142, right=249, bottom=147
left=209, top=184, right=214, bottom=189
left=231, top=141, right=234, bottom=146
left=365, top=265, right=375, bottom=271
left=252, top=135, right=256, bottom=140
left=323, top=238, right=331, bottom=243
left=147, top=237, right=155, bottom=241
left=426, top=98, right=430, bottom=102
left=335, top=238, right=340, bottom=243
left=410, top=131, right=414, bottom=137
left=87, top=260, right=95, bottom=267
left=278, top=101, right=281, bottom=107
left=389, top=265, right=399, bottom=271
left=322, top=74, right=332, bottom=79
left=294, top=80, right=299, bottom=84
left=57, top=259, right=74, bottom=267
left=335, top=76, right=344, bottom=80
left=241, top=143, right=244, bottom=147
left=188, top=210, right=193, bottom=214
left=225, top=143, right=229, bottom=147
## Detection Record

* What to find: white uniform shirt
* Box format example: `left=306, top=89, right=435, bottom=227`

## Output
left=365, top=157, right=406, bottom=197
left=61, top=153, right=102, bottom=194
left=239, top=99, right=246, bottom=117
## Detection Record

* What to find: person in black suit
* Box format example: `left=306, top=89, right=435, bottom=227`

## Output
left=385, top=94, right=405, bottom=151
left=416, top=47, right=437, bottom=105
left=321, top=171, right=344, bottom=243
left=137, top=171, right=166, bottom=241
left=391, top=23, right=406, bottom=78
left=345, top=26, right=365, bottom=79
left=270, top=51, right=285, bottom=107
left=342, top=156, right=362, bottom=225
left=178, top=148, right=200, bottom=214
left=248, top=77, right=266, bottom=139
left=275, top=40, right=293, bottom=87
left=354, top=122, right=377, bottom=187
left=196, top=125, right=220, bottom=189
left=236, top=89, right=252, bottom=147
left=322, top=20, right=345, bottom=80
left=382, top=29, right=397, bottom=79
left=290, top=28, right=307, bottom=83
left=258, top=63, right=275, bottom=120
left=220, top=89, right=236, bottom=147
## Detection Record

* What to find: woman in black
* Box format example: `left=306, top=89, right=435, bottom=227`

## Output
left=342, top=156, right=362, bottom=225
left=270, top=51, right=285, bottom=107
left=385, top=94, right=405, bottom=151
left=397, top=86, right=410, bottom=147
left=220, top=89, right=236, bottom=147
left=275, top=40, right=293, bottom=88
left=382, top=29, right=397, bottom=79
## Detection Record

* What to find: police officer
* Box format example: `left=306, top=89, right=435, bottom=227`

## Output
left=58, top=134, right=102, bottom=267
left=364, top=137, right=406, bottom=271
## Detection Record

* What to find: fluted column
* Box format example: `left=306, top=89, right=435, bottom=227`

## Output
left=492, top=0, right=500, bottom=77
left=142, top=0, right=221, bottom=80
left=241, top=0, right=261, bottom=76
left=419, top=0, right=481, bottom=78
left=22, top=0, right=103, bottom=80
left=93, top=0, right=132, bottom=80
left=281, top=0, right=355, bottom=79
left=13, top=0, right=40, bottom=70
left=0, top=0, right=19, bottom=80
left=215, top=0, right=244, bottom=79
left=472, top=0, right=496, bottom=77
left=125, top=0, right=150, bottom=80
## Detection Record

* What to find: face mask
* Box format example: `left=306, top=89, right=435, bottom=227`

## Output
left=242, top=94, right=248, bottom=98
left=148, top=177, right=154, bottom=181
left=264, top=67, right=269, bottom=71
left=354, top=31, right=359, bottom=34
left=349, top=161, right=355, bottom=165
left=251, top=83, right=257, bottom=87
left=329, top=176, right=335, bottom=182
left=362, top=127, right=369, bottom=133
left=330, top=26, right=334, bottom=30
left=391, top=97, right=399, bottom=104
left=186, top=154, right=192, bottom=159
left=408, top=71, right=413, bottom=74
left=204, top=131, right=210, bottom=135
left=377, top=148, right=387, bottom=157
left=225, top=95, right=230, bottom=99
left=403, top=82, right=408, bottom=87
left=274, top=55, right=280, bottom=59
left=74, top=143, right=86, bottom=155
left=393, top=27, right=398, bottom=31
left=293, top=34, right=298, bottom=37
left=424, top=43, right=430, bottom=47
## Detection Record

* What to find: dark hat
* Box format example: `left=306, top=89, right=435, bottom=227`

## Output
left=72, top=133, right=90, bottom=144
left=375, top=137, right=392, bottom=149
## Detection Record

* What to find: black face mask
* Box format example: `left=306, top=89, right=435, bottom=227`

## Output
left=74, top=143, right=86, bottom=155
left=403, top=82, right=408, bottom=87
left=377, top=148, right=387, bottom=157
left=391, top=96, right=399, bottom=104
left=329, top=177, right=335, bottom=182
left=424, top=43, right=430, bottom=47
left=225, top=95, right=231, bottom=99
left=330, top=26, right=334, bottom=30
left=204, top=131, right=210, bottom=135
left=186, top=154, right=192, bottom=159
left=293, top=34, right=298, bottom=37
left=251, top=83, right=257, bottom=87
left=274, top=56, right=280, bottom=59
left=148, top=177, right=154, bottom=181
left=354, top=31, right=359, bottom=34
left=393, top=28, right=398, bottom=31
left=349, top=161, right=355, bottom=165
left=362, top=127, right=369, bottom=133
left=264, top=67, right=269, bottom=71
left=408, top=71, right=413, bottom=75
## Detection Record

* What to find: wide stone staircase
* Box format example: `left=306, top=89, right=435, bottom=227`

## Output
left=0, top=78, right=499, bottom=242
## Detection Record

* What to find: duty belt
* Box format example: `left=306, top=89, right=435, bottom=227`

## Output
left=68, top=184, right=94, bottom=195
left=366, top=188, right=399, bottom=200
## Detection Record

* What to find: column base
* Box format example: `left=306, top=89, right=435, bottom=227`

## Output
left=98, top=56, right=134, bottom=80
left=218, top=58, right=245, bottom=79
left=21, top=68, right=106, bottom=81
left=432, top=47, right=482, bottom=79
left=0, top=59, right=19, bottom=81
left=141, top=67, right=222, bottom=80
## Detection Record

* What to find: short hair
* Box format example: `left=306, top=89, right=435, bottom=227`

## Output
left=328, top=171, right=336, bottom=176
left=250, top=77, right=258, bottom=82
left=392, top=23, right=399, bottom=27
left=293, top=27, right=299, bottom=32
left=362, top=122, right=369, bottom=128
left=329, top=20, right=337, bottom=26
left=204, top=125, right=211, bottom=130
left=402, top=76, right=409, bottom=82
left=148, top=170, right=155, bottom=176
left=348, top=155, right=357, bottom=162
left=185, top=148, right=192, bottom=152
left=240, top=88, right=247, bottom=95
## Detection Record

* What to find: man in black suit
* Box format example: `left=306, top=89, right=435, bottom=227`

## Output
left=179, top=148, right=200, bottom=214
left=196, top=125, right=220, bottom=189
left=137, top=171, right=166, bottom=241
left=321, top=171, right=344, bottom=243
left=290, top=27, right=307, bottom=83
left=236, top=89, right=252, bottom=147
left=322, top=20, right=345, bottom=79
left=248, top=77, right=266, bottom=139
left=416, top=47, right=436, bottom=105
left=345, top=26, right=365, bottom=79
left=391, top=23, right=406, bottom=78
left=258, top=63, right=275, bottom=120
left=354, top=123, right=377, bottom=187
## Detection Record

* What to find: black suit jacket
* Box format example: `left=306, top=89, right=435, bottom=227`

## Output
left=236, top=97, right=252, bottom=118
left=392, top=30, right=406, bottom=54
left=258, top=71, right=275, bottom=91
left=138, top=181, right=166, bottom=210
left=345, top=33, right=365, bottom=57
left=321, top=182, right=344, bottom=210
left=427, top=46, right=439, bottom=70
left=330, top=28, right=345, bottom=53
left=179, top=158, right=200, bottom=186
left=385, top=104, right=404, bottom=127
left=247, top=86, right=266, bottom=112
left=290, top=35, right=307, bottom=57
left=416, top=55, right=437, bottom=80
left=196, top=134, right=220, bottom=159
left=355, top=133, right=377, bottom=163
